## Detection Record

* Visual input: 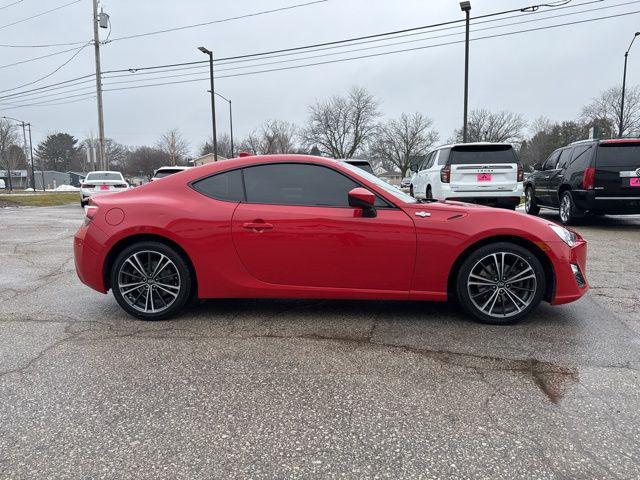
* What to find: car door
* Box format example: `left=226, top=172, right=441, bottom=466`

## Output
left=535, top=149, right=561, bottom=205
left=231, top=162, right=416, bottom=292
left=546, top=147, right=573, bottom=206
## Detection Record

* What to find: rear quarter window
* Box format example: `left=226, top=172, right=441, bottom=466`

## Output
left=192, top=169, right=244, bottom=202
left=449, top=146, right=517, bottom=165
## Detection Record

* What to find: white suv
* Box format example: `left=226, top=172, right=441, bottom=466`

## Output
left=409, top=143, right=523, bottom=209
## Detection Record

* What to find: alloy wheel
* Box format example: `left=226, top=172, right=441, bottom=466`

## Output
left=560, top=194, right=571, bottom=223
left=117, top=250, right=181, bottom=314
left=525, top=189, right=532, bottom=211
left=467, top=252, right=537, bottom=319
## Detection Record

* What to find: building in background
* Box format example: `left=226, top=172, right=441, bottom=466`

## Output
left=34, top=171, right=71, bottom=190
left=67, top=172, right=87, bottom=187
left=0, top=170, right=29, bottom=189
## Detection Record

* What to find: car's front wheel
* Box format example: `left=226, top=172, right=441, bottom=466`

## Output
left=111, top=241, right=192, bottom=320
left=456, top=242, right=545, bottom=325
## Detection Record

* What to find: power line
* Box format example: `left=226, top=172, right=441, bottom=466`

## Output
left=0, top=74, right=94, bottom=101
left=0, top=0, right=626, bottom=105
left=100, top=8, right=640, bottom=93
left=0, top=44, right=90, bottom=70
left=0, top=0, right=24, bottom=11
left=0, top=84, right=96, bottom=104
left=100, top=3, right=635, bottom=85
left=0, top=42, right=91, bottom=93
left=0, top=93, right=95, bottom=109
left=0, top=40, right=88, bottom=48
left=0, top=0, right=81, bottom=30
left=104, top=0, right=328, bottom=43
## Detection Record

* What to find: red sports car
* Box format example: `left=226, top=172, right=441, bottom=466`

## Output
left=74, top=154, right=588, bottom=325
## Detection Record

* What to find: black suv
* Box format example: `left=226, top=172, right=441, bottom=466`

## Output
left=524, top=139, right=640, bottom=224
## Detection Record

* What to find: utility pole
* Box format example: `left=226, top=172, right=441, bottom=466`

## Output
left=27, top=123, right=43, bottom=191
left=92, top=0, right=107, bottom=169
left=19, top=121, right=36, bottom=190
left=198, top=46, right=218, bottom=161
left=460, top=1, right=471, bottom=143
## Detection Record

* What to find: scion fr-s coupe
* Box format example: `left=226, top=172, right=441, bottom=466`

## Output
left=74, top=155, right=588, bottom=325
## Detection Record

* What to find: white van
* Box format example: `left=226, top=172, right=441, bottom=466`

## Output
left=409, top=143, right=523, bottom=209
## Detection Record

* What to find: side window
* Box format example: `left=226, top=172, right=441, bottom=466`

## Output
left=421, top=153, right=433, bottom=171
left=192, top=169, right=244, bottom=202
left=243, top=163, right=383, bottom=207
left=569, top=145, right=593, bottom=169
left=543, top=150, right=561, bottom=170
left=556, top=148, right=573, bottom=170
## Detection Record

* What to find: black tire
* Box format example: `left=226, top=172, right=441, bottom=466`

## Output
left=110, top=241, right=192, bottom=320
left=524, top=186, right=539, bottom=215
left=80, top=200, right=87, bottom=208
left=426, top=186, right=433, bottom=199
left=559, top=191, right=581, bottom=226
left=455, top=242, right=546, bottom=325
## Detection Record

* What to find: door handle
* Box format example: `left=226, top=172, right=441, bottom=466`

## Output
left=243, top=221, right=274, bottom=232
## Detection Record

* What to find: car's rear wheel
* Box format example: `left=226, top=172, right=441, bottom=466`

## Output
left=111, top=241, right=192, bottom=320
left=426, top=186, right=433, bottom=199
left=524, top=186, right=539, bottom=215
left=456, top=242, right=545, bottom=325
left=559, top=191, right=580, bottom=226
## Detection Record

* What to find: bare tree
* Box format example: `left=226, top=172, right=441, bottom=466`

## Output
left=453, top=109, right=526, bottom=144
left=0, top=119, right=19, bottom=190
left=581, top=85, right=640, bottom=137
left=238, top=120, right=298, bottom=155
left=200, top=133, right=234, bottom=158
left=157, top=129, right=190, bottom=165
left=369, top=113, right=439, bottom=177
left=301, top=86, right=380, bottom=158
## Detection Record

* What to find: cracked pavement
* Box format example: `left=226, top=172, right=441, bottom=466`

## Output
left=1, top=204, right=639, bottom=479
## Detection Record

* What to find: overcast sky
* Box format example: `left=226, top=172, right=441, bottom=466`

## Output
left=1, top=0, right=638, bottom=155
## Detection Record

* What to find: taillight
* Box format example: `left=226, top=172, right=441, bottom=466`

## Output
left=84, top=205, right=98, bottom=226
left=81, top=183, right=93, bottom=189
left=440, top=165, right=451, bottom=183
left=517, top=162, right=524, bottom=182
left=582, top=167, right=596, bottom=190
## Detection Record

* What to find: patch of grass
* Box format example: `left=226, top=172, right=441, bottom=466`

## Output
left=0, top=192, right=79, bottom=207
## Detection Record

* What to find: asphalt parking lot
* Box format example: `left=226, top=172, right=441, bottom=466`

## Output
left=1, top=204, right=639, bottom=479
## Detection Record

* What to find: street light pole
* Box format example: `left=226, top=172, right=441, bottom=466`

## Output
left=1, top=115, right=36, bottom=190
left=460, top=1, right=471, bottom=143
left=198, top=46, right=218, bottom=161
left=214, top=92, right=234, bottom=158
left=620, top=32, right=640, bottom=138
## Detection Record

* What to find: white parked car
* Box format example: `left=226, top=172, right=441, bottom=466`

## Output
left=80, top=171, right=129, bottom=207
left=409, top=142, right=524, bottom=209
left=151, top=166, right=191, bottom=181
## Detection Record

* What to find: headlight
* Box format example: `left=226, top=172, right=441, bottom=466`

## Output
left=549, top=224, right=577, bottom=247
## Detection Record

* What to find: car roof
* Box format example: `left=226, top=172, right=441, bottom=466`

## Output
left=432, top=141, right=513, bottom=150
left=87, top=170, right=123, bottom=174
left=155, top=166, right=190, bottom=170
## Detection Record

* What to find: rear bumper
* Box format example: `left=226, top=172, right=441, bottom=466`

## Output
left=446, top=196, right=521, bottom=208
left=549, top=240, right=589, bottom=305
left=444, top=183, right=523, bottom=207
left=572, top=190, right=640, bottom=214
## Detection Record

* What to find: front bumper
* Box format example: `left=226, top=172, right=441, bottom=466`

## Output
left=549, top=239, right=588, bottom=305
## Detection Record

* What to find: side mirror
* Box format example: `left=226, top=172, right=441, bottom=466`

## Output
left=348, top=187, right=376, bottom=218
left=410, top=163, right=419, bottom=173
left=533, top=163, right=542, bottom=171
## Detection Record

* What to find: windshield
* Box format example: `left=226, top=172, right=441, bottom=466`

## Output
left=154, top=169, right=182, bottom=178
left=85, top=172, right=124, bottom=181
left=346, top=161, right=374, bottom=175
left=341, top=162, right=417, bottom=204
